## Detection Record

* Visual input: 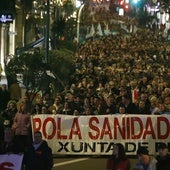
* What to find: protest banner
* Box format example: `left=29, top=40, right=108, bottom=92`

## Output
left=31, top=114, right=170, bottom=155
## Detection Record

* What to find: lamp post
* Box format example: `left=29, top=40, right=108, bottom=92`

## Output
left=45, top=0, right=50, bottom=63
left=77, top=3, right=84, bottom=45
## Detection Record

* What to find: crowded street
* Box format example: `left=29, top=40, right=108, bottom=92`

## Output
left=0, top=0, right=170, bottom=170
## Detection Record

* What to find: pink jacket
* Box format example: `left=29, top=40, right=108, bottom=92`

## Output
left=12, top=112, right=31, bottom=136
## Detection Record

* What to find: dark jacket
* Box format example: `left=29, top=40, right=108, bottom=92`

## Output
left=106, top=156, right=130, bottom=170
left=156, top=154, right=170, bottom=170
left=23, top=140, right=53, bottom=170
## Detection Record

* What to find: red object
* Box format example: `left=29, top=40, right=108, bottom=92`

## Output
left=106, top=157, right=130, bottom=170
left=36, top=150, right=42, bottom=155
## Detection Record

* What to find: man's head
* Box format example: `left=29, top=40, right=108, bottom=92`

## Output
left=34, top=131, right=43, bottom=144
left=157, top=143, right=168, bottom=157
left=137, top=147, right=150, bottom=165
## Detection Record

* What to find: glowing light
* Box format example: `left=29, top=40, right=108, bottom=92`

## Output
left=132, top=0, right=139, bottom=4
left=119, top=8, right=124, bottom=16
left=76, top=0, right=81, bottom=8
left=120, top=1, right=124, bottom=5
left=125, top=4, right=129, bottom=9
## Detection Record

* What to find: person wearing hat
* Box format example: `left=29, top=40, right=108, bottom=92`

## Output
left=133, top=147, right=157, bottom=170
left=156, top=143, right=170, bottom=170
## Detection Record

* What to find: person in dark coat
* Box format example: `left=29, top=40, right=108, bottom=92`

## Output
left=156, top=143, right=170, bottom=170
left=0, top=84, right=10, bottom=112
left=106, top=143, right=130, bottom=170
left=23, top=131, right=53, bottom=170
left=119, top=95, right=138, bottom=114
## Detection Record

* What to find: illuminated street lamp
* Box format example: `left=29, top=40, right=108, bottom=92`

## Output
left=77, top=3, right=84, bottom=44
left=45, top=0, right=50, bottom=63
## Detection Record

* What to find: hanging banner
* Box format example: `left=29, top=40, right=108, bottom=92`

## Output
left=0, top=154, right=23, bottom=170
left=31, top=114, right=170, bottom=155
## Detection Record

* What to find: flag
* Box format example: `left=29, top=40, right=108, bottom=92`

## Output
left=96, top=23, right=103, bottom=36
left=86, top=24, right=95, bottom=39
left=104, top=24, right=111, bottom=35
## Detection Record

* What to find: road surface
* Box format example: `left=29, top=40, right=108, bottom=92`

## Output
left=52, top=157, right=138, bottom=170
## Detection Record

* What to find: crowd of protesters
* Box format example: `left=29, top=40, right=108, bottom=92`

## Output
left=24, top=28, right=170, bottom=117
left=0, top=26, right=170, bottom=153
left=45, top=28, right=170, bottom=116
left=70, top=28, right=170, bottom=116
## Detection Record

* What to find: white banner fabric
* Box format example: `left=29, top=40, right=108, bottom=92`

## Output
left=31, top=114, right=170, bottom=156
left=0, top=154, right=23, bottom=170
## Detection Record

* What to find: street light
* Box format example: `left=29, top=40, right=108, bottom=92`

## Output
left=45, top=0, right=50, bottom=63
left=77, top=3, right=84, bottom=45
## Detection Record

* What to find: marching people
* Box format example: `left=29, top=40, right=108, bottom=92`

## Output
left=116, top=105, right=126, bottom=114
left=156, top=143, right=170, bottom=170
left=0, top=84, right=10, bottom=112
left=31, top=103, right=42, bottom=115
left=0, top=101, right=17, bottom=154
left=133, top=147, right=157, bottom=170
left=106, top=143, right=130, bottom=170
left=12, top=102, right=31, bottom=153
left=2, top=100, right=17, bottom=127
left=23, top=131, right=54, bottom=170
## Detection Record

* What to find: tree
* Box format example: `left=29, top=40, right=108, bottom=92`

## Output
left=5, top=49, right=75, bottom=101
left=51, top=0, right=76, bottom=44
left=48, top=49, right=75, bottom=91
left=0, top=0, right=16, bottom=14
left=51, top=17, right=66, bottom=40
left=5, top=52, right=46, bottom=100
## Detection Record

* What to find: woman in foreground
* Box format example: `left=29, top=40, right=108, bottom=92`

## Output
left=106, top=143, right=130, bottom=170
